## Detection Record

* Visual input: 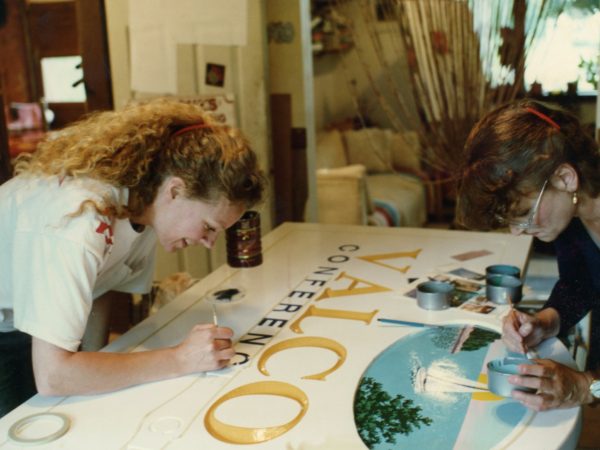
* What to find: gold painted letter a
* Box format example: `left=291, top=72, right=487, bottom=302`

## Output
left=316, top=271, right=391, bottom=301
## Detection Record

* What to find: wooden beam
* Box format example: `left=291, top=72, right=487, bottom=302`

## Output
left=76, top=0, right=113, bottom=112
left=0, top=93, right=12, bottom=184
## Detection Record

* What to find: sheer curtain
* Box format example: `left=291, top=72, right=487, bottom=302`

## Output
left=334, top=0, right=565, bottom=173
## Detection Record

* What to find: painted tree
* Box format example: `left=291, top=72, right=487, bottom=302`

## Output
left=354, top=376, right=432, bottom=448
left=431, top=326, right=461, bottom=350
left=431, top=326, right=499, bottom=352
left=461, top=328, right=500, bottom=352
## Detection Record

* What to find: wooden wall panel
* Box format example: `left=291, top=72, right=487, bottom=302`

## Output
left=0, top=93, right=12, bottom=183
left=26, top=1, right=78, bottom=57
left=0, top=0, right=34, bottom=103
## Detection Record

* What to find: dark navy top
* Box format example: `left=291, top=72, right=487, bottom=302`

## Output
left=544, top=218, right=600, bottom=370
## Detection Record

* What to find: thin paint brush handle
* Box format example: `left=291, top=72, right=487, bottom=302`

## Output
left=212, top=303, right=219, bottom=326
left=508, top=305, right=530, bottom=357
left=377, top=318, right=435, bottom=327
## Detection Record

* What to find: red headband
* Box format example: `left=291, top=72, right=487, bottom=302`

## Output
left=172, top=123, right=212, bottom=137
left=525, top=107, right=560, bottom=130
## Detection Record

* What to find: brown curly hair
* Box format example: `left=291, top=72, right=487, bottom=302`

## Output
left=14, top=98, right=266, bottom=218
left=455, top=99, right=600, bottom=230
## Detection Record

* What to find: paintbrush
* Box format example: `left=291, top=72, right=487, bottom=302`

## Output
left=506, top=294, right=522, bottom=348
left=211, top=303, right=219, bottom=327
left=506, top=294, right=536, bottom=358
left=377, top=318, right=438, bottom=327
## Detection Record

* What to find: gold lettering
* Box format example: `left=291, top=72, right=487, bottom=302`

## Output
left=316, top=271, right=391, bottom=301
left=257, top=336, right=347, bottom=381
left=204, top=381, right=308, bottom=444
left=358, top=249, right=422, bottom=273
left=290, top=305, right=378, bottom=334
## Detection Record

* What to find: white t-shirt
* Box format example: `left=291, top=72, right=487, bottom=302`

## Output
left=0, top=175, right=157, bottom=351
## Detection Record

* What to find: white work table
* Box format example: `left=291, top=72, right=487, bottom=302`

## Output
left=0, top=223, right=580, bottom=449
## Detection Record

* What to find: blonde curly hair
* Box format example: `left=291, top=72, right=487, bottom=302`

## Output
left=14, top=98, right=266, bottom=219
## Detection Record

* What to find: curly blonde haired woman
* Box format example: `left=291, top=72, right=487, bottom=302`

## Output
left=0, top=98, right=266, bottom=417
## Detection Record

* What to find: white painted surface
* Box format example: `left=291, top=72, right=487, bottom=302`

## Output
left=0, top=223, right=579, bottom=449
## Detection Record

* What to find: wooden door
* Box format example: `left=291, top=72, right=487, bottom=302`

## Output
left=26, top=0, right=112, bottom=127
left=75, top=0, right=112, bottom=112
left=0, top=0, right=112, bottom=129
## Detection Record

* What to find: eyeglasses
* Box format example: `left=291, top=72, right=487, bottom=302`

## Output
left=497, top=179, right=548, bottom=231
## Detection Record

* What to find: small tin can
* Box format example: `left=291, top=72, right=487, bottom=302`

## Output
left=416, top=281, right=453, bottom=310
left=485, top=264, right=521, bottom=280
left=487, top=357, right=535, bottom=397
left=486, top=274, right=522, bottom=304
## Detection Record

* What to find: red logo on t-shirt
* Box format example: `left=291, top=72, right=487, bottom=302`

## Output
left=96, top=220, right=114, bottom=245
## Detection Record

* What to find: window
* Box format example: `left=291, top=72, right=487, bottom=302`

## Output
left=40, top=56, right=87, bottom=103
left=525, top=2, right=599, bottom=95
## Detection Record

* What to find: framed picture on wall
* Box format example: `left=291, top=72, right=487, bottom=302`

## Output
left=205, top=63, right=226, bottom=87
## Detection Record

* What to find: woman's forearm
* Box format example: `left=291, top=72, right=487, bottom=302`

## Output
left=32, top=339, right=183, bottom=396
left=31, top=324, right=234, bottom=397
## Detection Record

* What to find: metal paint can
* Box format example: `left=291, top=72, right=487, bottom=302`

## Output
left=486, top=274, right=522, bottom=304
left=485, top=264, right=521, bottom=280
left=416, top=281, right=453, bottom=310
left=487, top=357, right=535, bottom=397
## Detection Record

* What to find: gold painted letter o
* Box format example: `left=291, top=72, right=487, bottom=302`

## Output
left=204, top=381, right=308, bottom=444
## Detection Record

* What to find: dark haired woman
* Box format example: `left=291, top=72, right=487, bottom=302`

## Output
left=456, top=99, right=600, bottom=411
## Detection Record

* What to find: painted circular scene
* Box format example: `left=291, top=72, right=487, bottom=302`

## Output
left=353, top=325, right=534, bottom=449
